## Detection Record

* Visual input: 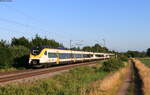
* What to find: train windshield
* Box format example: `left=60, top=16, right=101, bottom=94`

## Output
left=31, top=46, right=43, bottom=55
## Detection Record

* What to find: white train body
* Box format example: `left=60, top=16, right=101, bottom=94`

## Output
left=29, top=46, right=114, bottom=67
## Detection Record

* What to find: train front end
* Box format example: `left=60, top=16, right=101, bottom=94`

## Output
left=29, top=46, right=43, bottom=67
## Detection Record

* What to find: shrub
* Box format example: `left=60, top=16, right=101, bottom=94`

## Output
left=0, top=46, right=30, bottom=69
left=100, top=58, right=124, bottom=72
left=140, top=59, right=150, bottom=68
left=118, top=55, right=128, bottom=62
left=13, top=55, right=29, bottom=68
left=0, top=48, right=13, bottom=68
left=10, top=46, right=29, bottom=68
left=9, top=46, right=29, bottom=58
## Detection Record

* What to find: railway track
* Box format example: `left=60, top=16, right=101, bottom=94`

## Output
left=0, top=61, right=98, bottom=85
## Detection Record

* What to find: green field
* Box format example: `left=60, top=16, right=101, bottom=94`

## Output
left=140, top=58, right=150, bottom=67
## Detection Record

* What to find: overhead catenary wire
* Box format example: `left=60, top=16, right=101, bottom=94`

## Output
left=0, top=18, right=49, bottom=33
left=0, top=4, right=72, bottom=40
left=0, top=4, right=86, bottom=48
left=0, top=26, right=31, bottom=40
left=0, top=18, right=73, bottom=48
left=1, top=4, right=46, bottom=26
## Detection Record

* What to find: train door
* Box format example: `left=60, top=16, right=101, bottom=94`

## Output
left=56, top=52, right=60, bottom=64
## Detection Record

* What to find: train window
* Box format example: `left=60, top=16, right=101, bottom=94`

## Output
left=59, top=54, right=62, bottom=59
left=81, top=54, right=83, bottom=58
left=67, top=53, right=71, bottom=58
left=59, top=53, right=70, bottom=59
left=48, top=53, right=57, bottom=58
left=44, top=51, right=47, bottom=55
left=59, top=53, right=64, bottom=59
left=75, top=54, right=79, bottom=58
left=87, top=54, right=90, bottom=58
left=75, top=54, right=82, bottom=58
left=70, top=54, right=74, bottom=58
left=83, top=54, right=86, bottom=58
left=74, top=54, right=77, bottom=58
left=83, top=54, right=91, bottom=58
left=90, top=54, right=93, bottom=57
left=32, top=50, right=40, bottom=55
left=66, top=53, right=69, bottom=58
left=96, top=55, right=104, bottom=57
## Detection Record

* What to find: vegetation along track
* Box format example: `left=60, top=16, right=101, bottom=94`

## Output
left=0, top=61, right=98, bottom=85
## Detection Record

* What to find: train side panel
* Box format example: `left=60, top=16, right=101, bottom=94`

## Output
left=29, top=48, right=114, bottom=67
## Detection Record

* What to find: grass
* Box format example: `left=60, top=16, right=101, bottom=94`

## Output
left=0, top=62, right=108, bottom=95
left=0, top=60, right=105, bottom=73
left=139, top=58, right=150, bottom=67
left=133, top=59, right=150, bottom=95
left=0, top=67, right=26, bottom=72
left=87, top=65, right=128, bottom=95
left=0, top=67, right=17, bottom=72
left=0, top=59, right=126, bottom=95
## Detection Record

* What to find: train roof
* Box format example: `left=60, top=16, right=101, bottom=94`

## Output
left=31, top=46, right=114, bottom=55
left=31, top=46, right=92, bottom=53
left=31, top=46, right=66, bottom=50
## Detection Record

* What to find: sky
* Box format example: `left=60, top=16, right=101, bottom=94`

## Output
left=0, top=0, right=150, bottom=52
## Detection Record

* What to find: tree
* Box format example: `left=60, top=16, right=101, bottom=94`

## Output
left=147, top=48, right=150, bottom=57
left=125, top=51, right=146, bottom=58
left=71, top=46, right=81, bottom=50
left=82, top=46, right=92, bottom=52
left=31, top=34, right=64, bottom=48
left=0, top=40, right=9, bottom=48
left=82, top=44, right=109, bottom=52
left=11, top=37, right=30, bottom=48
left=0, top=48, right=13, bottom=68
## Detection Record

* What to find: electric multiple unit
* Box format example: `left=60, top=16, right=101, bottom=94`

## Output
left=29, top=46, right=114, bottom=67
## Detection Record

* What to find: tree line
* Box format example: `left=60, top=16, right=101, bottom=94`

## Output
left=1, top=34, right=150, bottom=70
left=0, top=35, right=111, bottom=69
left=0, top=35, right=64, bottom=69
left=120, top=49, right=150, bottom=58
left=0, top=35, right=110, bottom=53
left=0, top=35, right=63, bottom=48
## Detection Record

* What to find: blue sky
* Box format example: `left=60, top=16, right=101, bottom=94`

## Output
left=0, top=0, right=150, bottom=51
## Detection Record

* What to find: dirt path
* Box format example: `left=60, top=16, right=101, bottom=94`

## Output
left=117, top=60, right=144, bottom=95
left=132, top=61, right=144, bottom=95
left=117, top=66, right=132, bottom=95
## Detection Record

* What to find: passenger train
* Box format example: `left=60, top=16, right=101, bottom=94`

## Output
left=29, top=46, right=114, bottom=67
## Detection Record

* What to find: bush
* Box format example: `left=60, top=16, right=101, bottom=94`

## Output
left=100, top=58, right=124, bottom=72
left=0, top=46, right=30, bottom=69
left=10, top=46, right=29, bottom=68
left=13, top=55, right=29, bottom=68
left=9, top=46, right=29, bottom=58
left=0, top=48, right=13, bottom=68
left=118, top=55, right=128, bottom=62
left=140, top=59, right=150, bottom=68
